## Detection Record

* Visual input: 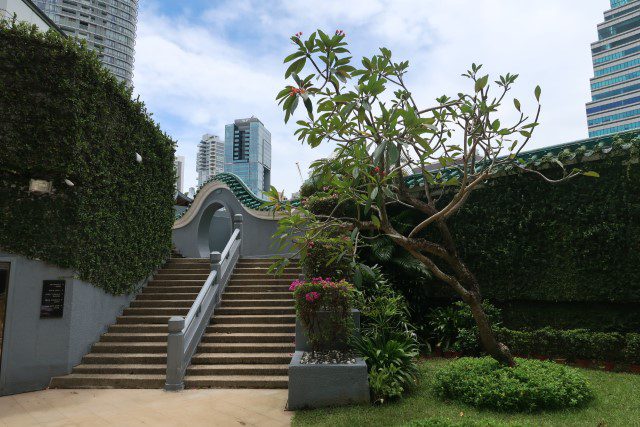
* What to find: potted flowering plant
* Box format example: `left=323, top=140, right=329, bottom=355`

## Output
left=287, top=277, right=370, bottom=409
left=290, top=277, right=355, bottom=351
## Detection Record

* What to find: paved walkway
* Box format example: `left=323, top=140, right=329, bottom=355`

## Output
left=0, top=388, right=291, bottom=427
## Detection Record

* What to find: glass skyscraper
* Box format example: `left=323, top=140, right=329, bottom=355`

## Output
left=224, top=117, right=271, bottom=198
left=587, top=0, right=640, bottom=137
left=34, top=0, right=138, bottom=85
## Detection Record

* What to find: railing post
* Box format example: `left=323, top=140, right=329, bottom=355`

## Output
left=233, top=214, right=243, bottom=253
left=165, top=316, right=186, bottom=391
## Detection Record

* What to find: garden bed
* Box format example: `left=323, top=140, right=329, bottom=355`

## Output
left=292, top=358, right=640, bottom=426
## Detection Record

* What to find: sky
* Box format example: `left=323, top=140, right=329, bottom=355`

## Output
left=132, top=0, right=608, bottom=196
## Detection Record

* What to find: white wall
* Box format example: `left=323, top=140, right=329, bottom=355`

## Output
left=0, top=0, right=54, bottom=33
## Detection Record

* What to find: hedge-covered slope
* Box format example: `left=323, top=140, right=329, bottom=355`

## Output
left=0, top=21, right=176, bottom=294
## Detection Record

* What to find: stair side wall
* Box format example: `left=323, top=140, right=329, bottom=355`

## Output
left=0, top=251, right=136, bottom=396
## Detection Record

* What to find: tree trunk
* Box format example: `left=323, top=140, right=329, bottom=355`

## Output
left=463, top=292, right=515, bottom=366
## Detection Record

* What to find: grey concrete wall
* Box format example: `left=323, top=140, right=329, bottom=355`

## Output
left=209, top=209, right=232, bottom=253
left=172, top=186, right=291, bottom=258
left=0, top=252, right=136, bottom=396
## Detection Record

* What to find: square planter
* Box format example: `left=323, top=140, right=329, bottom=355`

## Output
left=295, top=309, right=360, bottom=351
left=287, top=351, right=370, bottom=410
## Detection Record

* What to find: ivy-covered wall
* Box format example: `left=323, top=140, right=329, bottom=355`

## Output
left=405, top=136, right=640, bottom=331
left=0, top=21, right=176, bottom=295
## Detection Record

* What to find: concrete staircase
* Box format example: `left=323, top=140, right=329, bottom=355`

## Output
left=50, top=257, right=298, bottom=389
left=184, top=258, right=298, bottom=389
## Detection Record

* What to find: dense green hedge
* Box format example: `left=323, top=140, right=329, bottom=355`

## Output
left=497, top=328, right=640, bottom=365
left=450, top=145, right=640, bottom=304
left=0, top=21, right=175, bottom=294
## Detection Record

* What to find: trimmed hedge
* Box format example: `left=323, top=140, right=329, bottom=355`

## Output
left=0, top=21, right=175, bottom=294
left=497, top=327, right=640, bottom=365
left=432, top=357, right=593, bottom=412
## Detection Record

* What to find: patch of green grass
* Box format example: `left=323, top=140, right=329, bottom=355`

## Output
left=292, top=359, right=640, bottom=427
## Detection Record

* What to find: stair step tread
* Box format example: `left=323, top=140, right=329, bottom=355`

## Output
left=187, top=364, right=289, bottom=371
left=53, top=373, right=165, bottom=380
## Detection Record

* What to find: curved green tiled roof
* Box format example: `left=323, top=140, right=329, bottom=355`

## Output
left=405, top=130, right=640, bottom=189
left=175, top=172, right=301, bottom=220
left=177, top=131, right=640, bottom=220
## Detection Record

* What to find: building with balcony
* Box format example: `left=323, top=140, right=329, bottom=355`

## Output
left=34, top=0, right=137, bottom=85
left=196, top=134, right=225, bottom=188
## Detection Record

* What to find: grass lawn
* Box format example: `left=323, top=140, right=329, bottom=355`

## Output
left=293, top=358, right=640, bottom=427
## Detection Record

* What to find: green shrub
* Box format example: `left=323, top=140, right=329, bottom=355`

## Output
left=354, top=267, right=420, bottom=403
left=291, top=278, right=355, bottom=351
left=427, top=301, right=502, bottom=354
left=0, top=20, right=175, bottom=294
left=433, top=357, right=593, bottom=412
left=497, top=327, right=639, bottom=363
left=302, top=234, right=353, bottom=280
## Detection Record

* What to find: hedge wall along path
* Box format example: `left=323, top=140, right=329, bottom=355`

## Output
left=0, top=21, right=176, bottom=295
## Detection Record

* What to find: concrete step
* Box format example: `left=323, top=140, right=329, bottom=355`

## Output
left=123, top=307, right=190, bottom=316
left=225, top=285, right=290, bottom=292
left=163, top=263, right=210, bottom=270
left=82, top=353, right=167, bottom=364
left=136, top=292, right=199, bottom=300
left=92, top=342, right=167, bottom=354
left=73, top=364, right=167, bottom=375
left=116, top=315, right=172, bottom=324
left=215, top=307, right=296, bottom=316
left=142, top=286, right=203, bottom=293
left=229, top=278, right=294, bottom=285
left=212, top=314, right=296, bottom=324
left=101, top=333, right=167, bottom=342
left=196, top=343, right=294, bottom=353
left=222, top=292, right=291, bottom=300
left=152, top=273, right=209, bottom=280
left=201, top=333, right=295, bottom=343
left=207, top=324, right=295, bottom=333
left=130, top=300, right=194, bottom=308
left=220, top=299, right=293, bottom=307
left=184, top=375, right=288, bottom=389
left=50, top=374, right=165, bottom=389
left=166, top=258, right=209, bottom=264
left=186, top=364, right=289, bottom=376
left=108, top=324, right=168, bottom=333
left=191, top=352, right=292, bottom=364
left=146, top=280, right=205, bottom=287
left=231, top=271, right=298, bottom=283
left=234, top=267, right=301, bottom=273
left=159, top=268, right=211, bottom=275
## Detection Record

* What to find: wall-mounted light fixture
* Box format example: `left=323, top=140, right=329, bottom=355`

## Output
left=29, top=179, right=53, bottom=194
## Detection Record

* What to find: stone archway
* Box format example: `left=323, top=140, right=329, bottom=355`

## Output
left=196, top=201, right=233, bottom=258
left=173, top=176, right=294, bottom=259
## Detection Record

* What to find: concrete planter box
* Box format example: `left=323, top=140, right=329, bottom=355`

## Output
left=287, top=351, right=370, bottom=410
left=295, top=309, right=361, bottom=351
left=289, top=309, right=369, bottom=409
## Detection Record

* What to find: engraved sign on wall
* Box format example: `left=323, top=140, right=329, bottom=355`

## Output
left=40, top=280, right=65, bottom=318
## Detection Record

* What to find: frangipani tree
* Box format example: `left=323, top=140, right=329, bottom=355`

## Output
left=269, top=30, right=594, bottom=365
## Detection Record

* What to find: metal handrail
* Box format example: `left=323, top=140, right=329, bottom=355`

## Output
left=165, top=214, right=244, bottom=391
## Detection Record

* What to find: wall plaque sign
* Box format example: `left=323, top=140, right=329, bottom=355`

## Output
left=29, top=179, right=53, bottom=194
left=40, top=280, right=65, bottom=318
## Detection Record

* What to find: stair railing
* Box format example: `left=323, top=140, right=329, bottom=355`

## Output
left=165, top=214, right=243, bottom=391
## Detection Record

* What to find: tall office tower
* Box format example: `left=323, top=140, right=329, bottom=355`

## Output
left=587, top=0, right=640, bottom=137
left=224, top=117, right=271, bottom=198
left=196, top=134, right=225, bottom=188
left=174, top=155, right=185, bottom=193
left=34, top=0, right=138, bottom=85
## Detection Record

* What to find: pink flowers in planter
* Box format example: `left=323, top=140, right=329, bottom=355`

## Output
left=289, top=279, right=303, bottom=291
left=305, top=291, right=320, bottom=302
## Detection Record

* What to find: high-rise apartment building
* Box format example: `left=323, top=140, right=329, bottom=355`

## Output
left=586, top=0, right=640, bottom=137
left=34, top=0, right=138, bottom=85
left=224, top=117, right=271, bottom=198
left=174, top=155, right=185, bottom=193
left=196, top=134, right=225, bottom=188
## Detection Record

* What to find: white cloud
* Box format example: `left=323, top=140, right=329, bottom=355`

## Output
left=133, top=0, right=607, bottom=195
